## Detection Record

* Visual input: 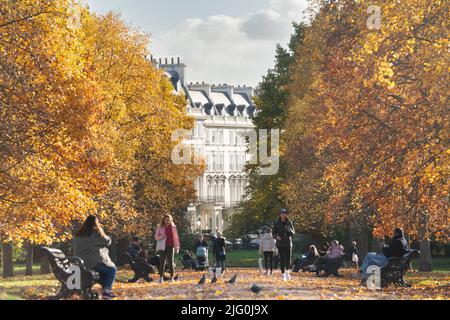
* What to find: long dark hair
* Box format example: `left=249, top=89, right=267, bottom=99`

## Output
left=393, top=228, right=405, bottom=239
left=75, top=215, right=106, bottom=238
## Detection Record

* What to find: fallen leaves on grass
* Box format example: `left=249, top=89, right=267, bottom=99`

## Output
left=1, top=268, right=448, bottom=300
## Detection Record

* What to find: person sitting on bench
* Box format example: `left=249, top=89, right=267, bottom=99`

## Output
left=360, top=228, right=410, bottom=281
left=181, top=250, right=196, bottom=269
left=317, top=240, right=344, bottom=267
left=73, top=215, right=116, bottom=299
left=127, top=237, right=147, bottom=260
left=318, top=242, right=330, bottom=256
left=301, top=245, right=320, bottom=270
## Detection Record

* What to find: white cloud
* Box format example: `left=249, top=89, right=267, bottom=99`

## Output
left=152, top=0, right=307, bottom=87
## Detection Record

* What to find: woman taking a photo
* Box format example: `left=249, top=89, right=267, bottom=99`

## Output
left=73, top=215, right=116, bottom=299
left=155, top=214, right=180, bottom=283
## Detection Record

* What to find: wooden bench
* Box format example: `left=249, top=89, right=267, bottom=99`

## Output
left=41, top=247, right=100, bottom=300
left=381, top=250, right=420, bottom=287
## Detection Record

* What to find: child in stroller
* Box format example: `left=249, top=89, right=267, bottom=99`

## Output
left=195, top=245, right=209, bottom=271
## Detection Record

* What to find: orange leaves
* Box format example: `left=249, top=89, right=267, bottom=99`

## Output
left=0, top=2, right=203, bottom=244
left=4, top=268, right=448, bottom=300
left=283, top=0, right=449, bottom=239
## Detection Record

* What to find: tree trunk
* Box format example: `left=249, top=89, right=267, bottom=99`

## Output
left=40, top=255, right=51, bottom=274
left=116, top=238, right=129, bottom=266
left=419, top=239, right=432, bottom=271
left=2, top=243, right=14, bottom=278
left=25, top=243, right=34, bottom=276
left=357, top=228, right=369, bottom=260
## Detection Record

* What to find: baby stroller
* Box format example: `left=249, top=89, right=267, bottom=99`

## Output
left=195, top=246, right=209, bottom=271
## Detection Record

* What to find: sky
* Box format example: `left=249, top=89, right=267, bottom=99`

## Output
left=86, top=0, right=308, bottom=87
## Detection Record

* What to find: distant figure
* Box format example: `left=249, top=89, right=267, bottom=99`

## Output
left=294, top=245, right=320, bottom=272
left=346, top=241, right=359, bottom=269
left=73, top=215, right=116, bottom=299
left=258, top=227, right=277, bottom=275
left=155, top=214, right=180, bottom=284
left=127, top=236, right=147, bottom=260
left=318, top=242, right=330, bottom=256
left=195, top=235, right=209, bottom=250
left=213, top=231, right=226, bottom=272
left=316, top=240, right=344, bottom=270
left=360, top=228, right=410, bottom=281
left=272, top=208, right=295, bottom=281
left=181, top=250, right=195, bottom=269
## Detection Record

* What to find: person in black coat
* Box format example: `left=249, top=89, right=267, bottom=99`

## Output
left=127, top=237, right=147, bottom=260
left=360, top=228, right=410, bottom=281
left=272, top=208, right=295, bottom=281
left=383, top=228, right=409, bottom=258
left=213, top=232, right=226, bottom=272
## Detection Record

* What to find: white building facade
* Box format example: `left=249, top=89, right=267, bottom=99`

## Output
left=157, top=58, right=256, bottom=234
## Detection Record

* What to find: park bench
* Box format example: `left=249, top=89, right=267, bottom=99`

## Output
left=40, top=247, right=100, bottom=300
left=122, top=252, right=154, bottom=282
left=380, top=250, right=420, bottom=287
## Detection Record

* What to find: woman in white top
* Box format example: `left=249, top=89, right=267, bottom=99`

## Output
left=259, top=227, right=278, bottom=275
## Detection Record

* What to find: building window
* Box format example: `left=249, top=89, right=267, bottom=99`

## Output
left=206, top=129, right=210, bottom=143
left=212, top=152, right=216, bottom=171
left=229, top=131, right=234, bottom=145
left=219, top=152, right=224, bottom=171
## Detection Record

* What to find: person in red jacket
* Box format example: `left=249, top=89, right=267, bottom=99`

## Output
left=155, top=214, right=180, bottom=283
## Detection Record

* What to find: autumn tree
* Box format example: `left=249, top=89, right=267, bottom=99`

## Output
left=0, top=0, right=108, bottom=276
left=227, top=23, right=306, bottom=238
left=0, top=1, right=203, bottom=276
left=285, top=0, right=449, bottom=269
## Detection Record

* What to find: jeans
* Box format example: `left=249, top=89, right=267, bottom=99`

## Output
left=360, top=252, right=388, bottom=279
left=278, top=246, right=292, bottom=273
left=263, top=252, right=273, bottom=272
left=215, top=254, right=225, bottom=270
left=94, top=263, right=116, bottom=291
left=159, top=246, right=174, bottom=278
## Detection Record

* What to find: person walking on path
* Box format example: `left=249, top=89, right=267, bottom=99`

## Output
left=154, top=214, right=180, bottom=284
left=213, top=231, right=226, bottom=272
left=73, top=215, right=117, bottom=299
left=272, top=208, right=295, bottom=281
left=259, top=227, right=278, bottom=275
